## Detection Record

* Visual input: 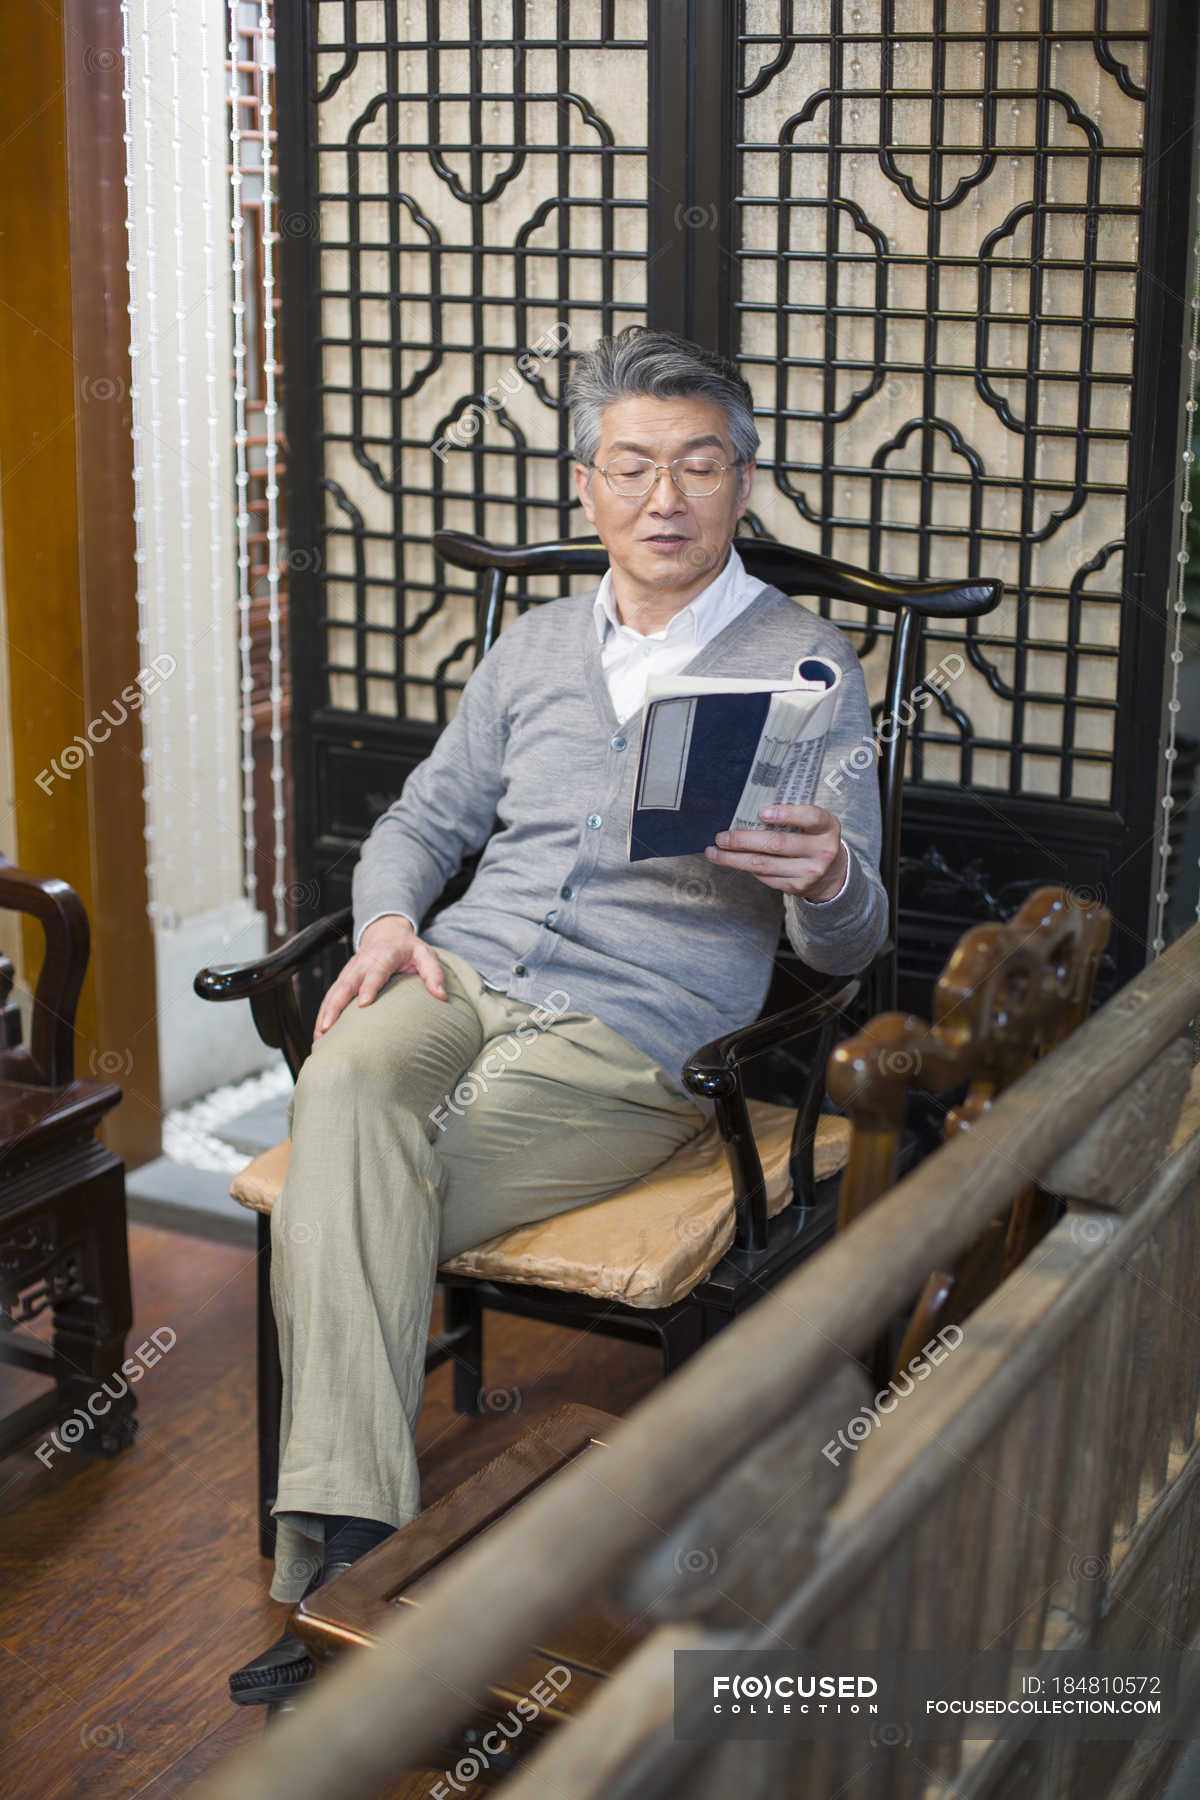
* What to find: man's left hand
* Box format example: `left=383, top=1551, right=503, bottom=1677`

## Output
left=704, top=803, right=847, bottom=900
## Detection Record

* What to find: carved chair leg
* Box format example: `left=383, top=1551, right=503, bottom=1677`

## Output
left=257, top=1211, right=282, bottom=1560
left=443, top=1284, right=484, bottom=1417
left=51, top=1159, right=138, bottom=1453
left=659, top=1305, right=706, bottom=1378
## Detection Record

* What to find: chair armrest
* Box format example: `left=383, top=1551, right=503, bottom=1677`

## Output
left=193, top=906, right=353, bottom=1080
left=682, top=975, right=861, bottom=1098
left=0, top=853, right=90, bottom=1086
left=192, top=905, right=354, bottom=1002
left=682, top=977, right=861, bottom=1255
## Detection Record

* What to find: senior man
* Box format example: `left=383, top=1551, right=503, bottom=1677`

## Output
left=229, top=326, right=888, bottom=1705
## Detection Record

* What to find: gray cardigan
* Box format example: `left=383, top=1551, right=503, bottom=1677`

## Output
left=351, top=582, right=889, bottom=1093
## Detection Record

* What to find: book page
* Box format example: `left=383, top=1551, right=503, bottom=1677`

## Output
left=728, top=687, right=838, bottom=829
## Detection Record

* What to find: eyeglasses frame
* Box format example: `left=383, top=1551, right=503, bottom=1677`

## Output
left=588, top=453, right=745, bottom=499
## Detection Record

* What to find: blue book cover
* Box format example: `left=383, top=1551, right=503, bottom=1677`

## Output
left=627, top=658, right=840, bottom=863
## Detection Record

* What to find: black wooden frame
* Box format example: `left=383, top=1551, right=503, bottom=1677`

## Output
left=0, top=858, right=136, bottom=1460
left=196, top=533, right=999, bottom=1553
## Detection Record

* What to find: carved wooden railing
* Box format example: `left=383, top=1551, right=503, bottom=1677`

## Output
left=829, top=884, right=1112, bottom=1379
left=194, top=921, right=1200, bottom=1800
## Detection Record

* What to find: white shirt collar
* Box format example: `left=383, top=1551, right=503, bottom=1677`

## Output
left=592, top=545, right=754, bottom=646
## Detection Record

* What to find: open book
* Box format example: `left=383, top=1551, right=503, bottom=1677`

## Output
left=627, top=656, right=841, bottom=861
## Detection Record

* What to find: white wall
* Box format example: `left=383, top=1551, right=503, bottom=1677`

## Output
left=126, top=0, right=274, bottom=1106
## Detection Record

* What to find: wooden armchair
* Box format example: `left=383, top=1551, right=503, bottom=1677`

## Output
left=194, top=532, right=1001, bottom=1553
left=0, top=854, right=136, bottom=1457
left=282, top=888, right=1114, bottom=1773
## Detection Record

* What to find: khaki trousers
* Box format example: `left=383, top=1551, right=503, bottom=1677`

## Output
left=267, top=947, right=705, bottom=1601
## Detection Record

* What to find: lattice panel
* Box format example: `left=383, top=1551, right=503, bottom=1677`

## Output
left=736, top=0, right=1149, bottom=802
left=313, top=0, right=648, bottom=722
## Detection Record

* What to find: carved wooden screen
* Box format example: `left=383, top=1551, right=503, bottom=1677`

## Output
left=277, top=1, right=1198, bottom=1010
left=719, top=2, right=1195, bottom=996
left=734, top=7, right=1141, bottom=804
left=304, top=0, right=647, bottom=733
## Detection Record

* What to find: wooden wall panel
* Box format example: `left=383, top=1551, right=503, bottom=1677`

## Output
left=0, top=0, right=161, bottom=1165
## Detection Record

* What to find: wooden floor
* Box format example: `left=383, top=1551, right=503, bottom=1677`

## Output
left=0, top=1221, right=665, bottom=1796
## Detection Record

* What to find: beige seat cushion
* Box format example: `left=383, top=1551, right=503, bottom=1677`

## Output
left=229, top=1102, right=850, bottom=1310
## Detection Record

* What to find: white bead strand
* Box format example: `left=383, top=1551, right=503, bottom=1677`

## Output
left=1152, top=199, right=1200, bottom=956
left=167, top=3, right=203, bottom=915
left=228, top=0, right=259, bottom=919
left=199, top=0, right=236, bottom=927
left=256, top=0, right=289, bottom=939
left=119, top=0, right=161, bottom=928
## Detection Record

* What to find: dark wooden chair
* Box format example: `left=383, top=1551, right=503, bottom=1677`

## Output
left=195, top=532, right=1001, bottom=1553
left=827, top=882, right=1112, bottom=1381
left=0, top=854, right=137, bottom=1458
left=286, top=895, right=1112, bottom=1769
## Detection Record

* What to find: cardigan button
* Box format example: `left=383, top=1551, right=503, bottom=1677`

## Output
left=513, top=962, right=527, bottom=977
left=560, top=884, right=573, bottom=899
left=586, top=812, right=602, bottom=829
left=611, top=735, right=627, bottom=751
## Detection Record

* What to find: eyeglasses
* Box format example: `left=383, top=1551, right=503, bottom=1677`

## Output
left=590, top=454, right=741, bottom=498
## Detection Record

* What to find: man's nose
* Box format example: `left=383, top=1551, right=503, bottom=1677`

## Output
left=646, top=467, right=685, bottom=510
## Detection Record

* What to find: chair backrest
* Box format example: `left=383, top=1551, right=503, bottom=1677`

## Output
left=433, top=528, right=1002, bottom=1016
left=0, top=855, right=91, bottom=1088
left=826, top=884, right=1111, bottom=1374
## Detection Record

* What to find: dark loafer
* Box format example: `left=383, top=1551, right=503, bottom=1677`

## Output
left=228, top=1560, right=354, bottom=1707
left=229, top=1628, right=314, bottom=1706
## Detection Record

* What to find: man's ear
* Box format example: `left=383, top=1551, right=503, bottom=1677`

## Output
left=735, top=458, right=756, bottom=520
left=573, top=460, right=597, bottom=522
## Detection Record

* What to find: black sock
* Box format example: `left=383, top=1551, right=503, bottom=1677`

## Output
left=320, top=1512, right=396, bottom=1576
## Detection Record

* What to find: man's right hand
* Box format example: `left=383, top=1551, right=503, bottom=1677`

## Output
left=313, top=915, right=447, bottom=1040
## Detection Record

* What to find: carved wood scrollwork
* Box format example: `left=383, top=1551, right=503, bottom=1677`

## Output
left=826, top=885, right=1113, bottom=1372
left=0, top=1217, right=85, bottom=1328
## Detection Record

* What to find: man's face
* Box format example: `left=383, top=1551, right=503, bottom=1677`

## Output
left=573, top=395, right=754, bottom=606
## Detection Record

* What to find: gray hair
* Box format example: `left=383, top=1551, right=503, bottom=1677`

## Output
left=565, top=326, right=760, bottom=468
